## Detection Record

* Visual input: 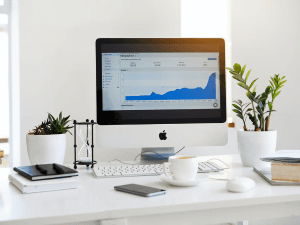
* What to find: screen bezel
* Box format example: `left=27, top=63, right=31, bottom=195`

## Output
left=96, top=38, right=226, bottom=125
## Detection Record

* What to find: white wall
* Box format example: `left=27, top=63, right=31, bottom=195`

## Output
left=231, top=2, right=300, bottom=224
left=231, top=0, right=300, bottom=151
left=18, top=0, right=181, bottom=165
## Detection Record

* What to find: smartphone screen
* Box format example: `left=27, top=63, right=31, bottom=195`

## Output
left=114, top=184, right=166, bottom=197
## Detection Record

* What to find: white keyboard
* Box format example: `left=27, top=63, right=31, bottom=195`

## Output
left=92, top=162, right=225, bottom=178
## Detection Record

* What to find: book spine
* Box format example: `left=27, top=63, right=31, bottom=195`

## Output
left=24, top=181, right=78, bottom=193
left=13, top=167, right=33, bottom=181
left=8, top=175, right=25, bottom=193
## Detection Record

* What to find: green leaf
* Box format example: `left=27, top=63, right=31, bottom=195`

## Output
left=247, top=113, right=256, bottom=125
left=252, top=85, right=257, bottom=93
left=264, top=110, right=276, bottom=114
left=270, top=76, right=276, bottom=84
left=233, top=109, right=241, bottom=114
left=233, top=63, right=241, bottom=73
left=43, top=112, right=73, bottom=135
left=271, top=77, right=279, bottom=88
left=232, top=99, right=240, bottom=104
left=48, top=113, right=55, bottom=123
left=231, top=71, right=243, bottom=77
left=228, top=70, right=237, bottom=75
left=232, top=104, right=242, bottom=111
left=274, top=90, right=281, bottom=99
left=275, top=85, right=283, bottom=93
left=242, top=102, right=251, bottom=109
left=269, top=81, right=275, bottom=90
left=238, top=82, right=248, bottom=90
left=249, top=78, right=258, bottom=90
left=279, top=80, right=287, bottom=86
left=232, top=76, right=244, bottom=83
left=246, top=92, right=252, bottom=100
left=232, top=76, right=244, bottom=82
left=236, top=114, right=244, bottom=120
left=258, top=113, right=262, bottom=120
left=265, top=86, right=271, bottom=94
left=245, top=70, right=251, bottom=83
left=240, top=65, right=246, bottom=76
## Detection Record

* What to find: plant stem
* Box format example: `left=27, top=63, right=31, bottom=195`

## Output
left=251, top=100, right=259, bottom=130
left=243, top=119, right=247, bottom=131
left=266, top=100, right=274, bottom=131
left=265, top=112, right=271, bottom=131
left=265, top=116, right=270, bottom=131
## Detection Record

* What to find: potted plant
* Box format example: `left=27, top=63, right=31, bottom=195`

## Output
left=226, top=63, right=286, bottom=167
left=27, top=112, right=73, bottom=165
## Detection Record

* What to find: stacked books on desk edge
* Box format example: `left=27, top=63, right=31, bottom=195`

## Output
left=253, top=167, right=300, bottom=185
left=254, top=150, right=300, bottom=185
left=9, top=164, right=78, bottom=194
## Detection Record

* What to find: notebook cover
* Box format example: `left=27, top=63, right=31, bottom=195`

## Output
left=260, top=150, right=300, bottom=163
left=13, top=164, right=78, bottom=181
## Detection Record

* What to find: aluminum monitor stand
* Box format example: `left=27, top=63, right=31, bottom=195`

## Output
left=140, top=147, right=175, bottom=164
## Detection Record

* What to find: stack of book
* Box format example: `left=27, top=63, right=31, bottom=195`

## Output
left=0, top=150, right=4, bottom=165
left=9, top=163, right=78, bottom=194
left=254, top=150, right=300, bottom=185
left=271, top=163, right=300, bottom=182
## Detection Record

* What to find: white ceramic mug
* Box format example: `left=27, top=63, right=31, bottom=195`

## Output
left=163, top=155, right=199, bottom=181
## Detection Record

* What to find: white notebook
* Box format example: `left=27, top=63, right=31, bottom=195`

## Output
left=9, top=173, right=78, bottom=194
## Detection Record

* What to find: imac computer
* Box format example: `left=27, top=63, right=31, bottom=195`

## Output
left=96, top=38, right=227, bottom=160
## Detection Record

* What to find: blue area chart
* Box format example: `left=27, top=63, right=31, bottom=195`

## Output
left=126, top=73, right=216, bottom=101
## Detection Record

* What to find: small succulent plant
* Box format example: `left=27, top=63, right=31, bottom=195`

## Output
left=226, top=63, right=286, bottom=131
left=29, top=112, right=73, bottom=135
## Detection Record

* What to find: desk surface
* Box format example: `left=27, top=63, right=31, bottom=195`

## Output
left=1, top=155, right=300, bottom=225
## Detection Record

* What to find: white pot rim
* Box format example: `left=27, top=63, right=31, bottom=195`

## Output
left=26, top=133, right=67, bottom=136
left=237, top=129, right=277, bottom=132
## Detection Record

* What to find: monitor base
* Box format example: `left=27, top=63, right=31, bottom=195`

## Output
left=140, top=147, right=175, bottom=164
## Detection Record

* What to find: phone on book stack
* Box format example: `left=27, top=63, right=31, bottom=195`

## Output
left=13, top=164, right=78, bottom=181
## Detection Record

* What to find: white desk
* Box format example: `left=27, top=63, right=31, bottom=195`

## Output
left=1, top=155, right=300, bottom=225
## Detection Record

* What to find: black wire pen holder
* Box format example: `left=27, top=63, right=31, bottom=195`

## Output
left=73, top=119, right=97, bottom=169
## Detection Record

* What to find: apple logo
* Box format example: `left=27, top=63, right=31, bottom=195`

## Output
left=159, top=130, right=167, bottom=140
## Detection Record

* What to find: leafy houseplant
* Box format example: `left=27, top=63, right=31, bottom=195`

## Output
left=226, top=63, right=286, bottom=131
left=226, top=63, right=286, bottom=167
left=26, top=112, right=73, bottom=165
left=28, top=112, right=73, bottom=135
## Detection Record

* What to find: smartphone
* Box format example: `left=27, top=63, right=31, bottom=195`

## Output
left=114, top=184, right=166, bottom=197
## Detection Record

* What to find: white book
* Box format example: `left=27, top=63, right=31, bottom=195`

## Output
left=9, top=173, right=78, bottom=194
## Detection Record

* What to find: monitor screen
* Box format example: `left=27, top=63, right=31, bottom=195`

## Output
left=96, top=39, right=226, bottom=125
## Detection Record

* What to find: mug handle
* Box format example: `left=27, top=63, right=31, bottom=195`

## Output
left=163, top=162, right=172, bottom=177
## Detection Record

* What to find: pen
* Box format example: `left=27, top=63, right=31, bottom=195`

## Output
left=53, top=163, right=65, bottom=174
left=36, top=164, right=47, bottom=175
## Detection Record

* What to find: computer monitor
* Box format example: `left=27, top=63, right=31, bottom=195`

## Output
left=96, top=38, right=227, bottom=159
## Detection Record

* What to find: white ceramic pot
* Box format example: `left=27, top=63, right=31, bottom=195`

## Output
left=237, top=129, right=277, bottom=167
left=26, top=134, right=66, bottom=165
